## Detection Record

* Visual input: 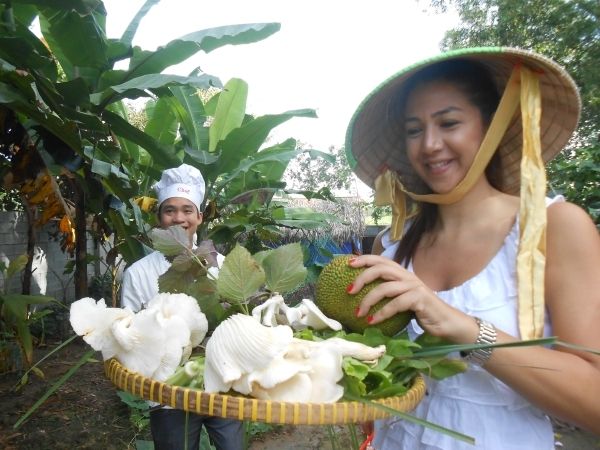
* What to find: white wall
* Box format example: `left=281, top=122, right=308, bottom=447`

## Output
left=0, top=211, right=96, bottom=302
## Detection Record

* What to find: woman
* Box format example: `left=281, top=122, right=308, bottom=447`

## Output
left=344, top=48, right=600, bottom=448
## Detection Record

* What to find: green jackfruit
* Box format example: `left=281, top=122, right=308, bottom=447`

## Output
left=315, top=255, right=414, bottom=336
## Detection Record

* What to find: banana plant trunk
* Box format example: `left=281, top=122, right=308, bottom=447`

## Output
left=21, top=202, right=35, bottom=295
left=74, top=182, right=88, bottom=298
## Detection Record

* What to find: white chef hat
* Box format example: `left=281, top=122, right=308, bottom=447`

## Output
left=152, top=164, right=205, bottom=211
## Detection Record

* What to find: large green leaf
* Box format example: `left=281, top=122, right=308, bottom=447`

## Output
left=213, top=142, right=300, bottom=202
left=101, top=109, right=180, bottom=169
left=184, top=146, right=219, bottom=168
left=0, top=81, right=82, bottom=152
left=144, top=98, right=177, bottom=145
left=261, top=243, right=307, bottom=294
left=225, top=181, right=285, bottom=204
left=215, top=109, right=317, bottom=175
left=54, top=77, right=90, bottom=107
left=209, top=78, right=247, bottom=152
left=38, top=4, right=108, bottom=81
left=251, top=139, right=300, bottom=180
left=1, top=294, right=55, bottom=321
left=171, top=85, right=209, bottom=152
left=149, top=226, right=190, bottom=257
left=0, top=22, right=57, bottom=80
left=89, top=157, right=129, bottom=180
left=19, top=0, right=103, bottom=14
left=6, top=254, right=29, bottom=281
left=108, top=209, right=154, bottom=265
left=106, top=101, right=142, bottom=163
left=213, top=147, right=302, bottom=195
left=106, top=38, right=131, bottom=65
left=93, top=73, right=222, bottom=107
left=5, top=3, right=38, bottom=27
left=0, top=37, right=49, bottom=75
left=96, top=69, right=129, bottom=92
left=38, top=3, right=107, bottom=67
left=32, top=75, right=106, bottom=132
left=216, top=244, right=265, bottom=303
left=30, top=70, right=74, bottom=113
left=126, top=23, right=280, bottom=80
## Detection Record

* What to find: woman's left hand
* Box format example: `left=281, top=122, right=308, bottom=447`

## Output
left=348, top=254, right=474, bottom=342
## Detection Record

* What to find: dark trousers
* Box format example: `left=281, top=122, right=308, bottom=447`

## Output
left=150, top=408, right=244, bottom=450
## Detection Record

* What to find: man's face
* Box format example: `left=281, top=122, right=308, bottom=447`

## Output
left=158, top=197, right=203, bottom=245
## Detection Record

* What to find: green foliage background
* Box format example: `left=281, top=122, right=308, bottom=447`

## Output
left=428, top=0, right=600, bottom=224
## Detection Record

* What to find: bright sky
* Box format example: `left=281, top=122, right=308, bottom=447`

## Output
left=102, top=0, right=459, bottom=196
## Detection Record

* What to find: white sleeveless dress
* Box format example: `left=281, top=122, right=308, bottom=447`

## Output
left=372, top=197, right=563, bottom=450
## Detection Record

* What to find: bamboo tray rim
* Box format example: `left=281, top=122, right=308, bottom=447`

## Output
left=104, top=359, right=425, bottom=425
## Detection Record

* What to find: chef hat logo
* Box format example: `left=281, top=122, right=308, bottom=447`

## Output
left=152, top=164, right=205, bottom=211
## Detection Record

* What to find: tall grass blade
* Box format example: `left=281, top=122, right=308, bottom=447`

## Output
left=13, top=348, right=96, bottom=429
left=343, top=393, right=475, bottom=445
left=12, top=334, right=78, bottom=391
left=413, top=336, right=557, bottom=358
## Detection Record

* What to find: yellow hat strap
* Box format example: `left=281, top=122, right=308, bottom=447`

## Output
left=517, top=67, right=546, bottom=340
left=374, top=170, right=407, bottom=240
left=373, top=64, right=546, bottom=340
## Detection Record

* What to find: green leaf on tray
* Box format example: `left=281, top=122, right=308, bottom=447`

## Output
left=342, top=357, right=370, bottom=380
left=426, top=358, right=468, bottom=380
left=260, top=242, right=307, bottom=294
left=217, top=244, right=265, bottom=303
left=386, top=338, right=420, bottom=357
left=149, top=225, right=190, bottom=256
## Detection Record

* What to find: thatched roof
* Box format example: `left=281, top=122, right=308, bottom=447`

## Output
left=274, top=196, right=365, bottom=244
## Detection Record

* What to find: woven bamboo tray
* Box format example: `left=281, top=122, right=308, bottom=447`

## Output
left=105, top=359, right=425, bottom=425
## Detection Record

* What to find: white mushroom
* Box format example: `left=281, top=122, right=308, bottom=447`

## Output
left=109, top=309, right=171, bottom=379
left=250, top=372, right=314, bottom=402
left=204, top=314, right=302, bottom=394
left=69, top=297, right=133, bottom=354
left=251, top=294, right=287, bottom=327
left=147, top=292, right=208, bottom=347
left=315, top=337, right=387, bottom=365
left=204, top=313, right=386, bottom=403
left=148, top=318, right=190, bottom=381
left=251, top=296, right=342, bottom=331
left=290, top=299, right=342, bottom=331
left=69, top=294, right=208, bottom=381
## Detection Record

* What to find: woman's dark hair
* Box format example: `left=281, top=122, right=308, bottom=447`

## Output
left=394, top=59, right=502, bottom=266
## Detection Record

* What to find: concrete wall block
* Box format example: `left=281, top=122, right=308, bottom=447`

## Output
left=0, top=212, right=87, bottom=302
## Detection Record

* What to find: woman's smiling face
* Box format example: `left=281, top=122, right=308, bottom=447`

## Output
left=403, top=80, right=487, bottom=194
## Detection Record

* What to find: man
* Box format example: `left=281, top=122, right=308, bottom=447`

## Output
left=121, top=163, right=244, bottom=450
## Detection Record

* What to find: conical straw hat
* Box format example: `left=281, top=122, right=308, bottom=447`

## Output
left=345, top=47, right=580, bottom=194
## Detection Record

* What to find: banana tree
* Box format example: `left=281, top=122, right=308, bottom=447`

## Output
left=0, top=0, right=285, bottom=297
left=138, top=75, right=341, bottom=255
